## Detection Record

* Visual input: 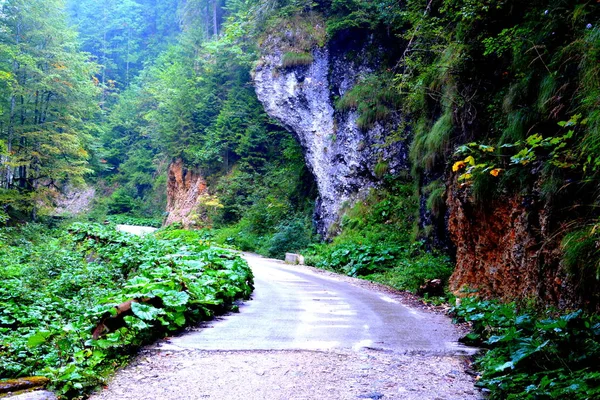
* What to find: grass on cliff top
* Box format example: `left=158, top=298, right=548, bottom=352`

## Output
left=259, top=12, right=326, bottom=53
left=282, top=51, right=314, bottom=68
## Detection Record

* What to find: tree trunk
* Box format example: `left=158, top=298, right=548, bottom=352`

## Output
left=212, top=0, right=218, bottom=37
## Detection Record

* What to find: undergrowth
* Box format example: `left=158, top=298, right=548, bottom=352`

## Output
left=305, top=177, right=453, bottom=293
left=453, top=297, right=600, bottom=399
left=0, top=223, right=252, bottom=398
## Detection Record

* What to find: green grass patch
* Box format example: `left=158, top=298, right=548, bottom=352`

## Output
left=281, top=51, right=314, bottom=68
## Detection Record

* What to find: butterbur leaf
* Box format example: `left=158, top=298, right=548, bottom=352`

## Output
left=125, top=276, right=151, bottom=289
left=154, top=289, right=190, bottom=307
left=27, top=330, right=52, bottom=348
left=131, top=302, right=162, bottom=321
left=123, top=315, right=150, bottom=330
left=173, top=313, right=186, bottom=326
left=495, top=361, right=514, bottom=371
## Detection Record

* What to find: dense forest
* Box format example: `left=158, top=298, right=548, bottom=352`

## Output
left=0, top=0, right=599, bottom=398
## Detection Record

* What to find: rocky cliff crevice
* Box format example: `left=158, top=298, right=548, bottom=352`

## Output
left=254, top=32, right=408, bottom=236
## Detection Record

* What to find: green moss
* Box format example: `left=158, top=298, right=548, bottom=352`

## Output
left=374, top=161, right=389, bottom=178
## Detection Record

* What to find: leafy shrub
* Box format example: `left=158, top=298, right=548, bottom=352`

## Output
left=311, top=242, right=401, bottom=277
left=265, top=217, right=314, bottom=259
left=453, top=298, right=600, bottom=399
left=107, top=189, right=136, bottom=214
left=308, top=240, right=453, bottom=292
left=367, top=251, right=454, bottom=292
left=0, top=223, right=253, bottom=398
left=212, top=222, right=263, bottom=252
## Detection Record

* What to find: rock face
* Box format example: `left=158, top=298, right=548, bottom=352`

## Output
left=446, top=181, right=580, bottom=309
left=52, top=185, right=95, bottom=216
left=254, top=34, right=408, bottom=236
left=164, top=159, right=208, bottom=228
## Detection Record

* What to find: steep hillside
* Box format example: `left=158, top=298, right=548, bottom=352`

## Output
left=249, top=1, right=599, bottom=311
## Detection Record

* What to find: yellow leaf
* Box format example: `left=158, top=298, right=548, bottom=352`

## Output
left=452, top=160, right=466, bottom=172
left=464, top=155, right=476, bottom=166
left=490, top=168, right=502, bottom=177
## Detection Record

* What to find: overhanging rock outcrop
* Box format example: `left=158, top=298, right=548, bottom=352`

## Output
left=253, top=33, right=408, bottom=237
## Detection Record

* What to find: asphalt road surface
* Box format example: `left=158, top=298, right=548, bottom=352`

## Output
left=163, top=253, right=469, bottom=354
left=87, top=227, right=481, bottom=399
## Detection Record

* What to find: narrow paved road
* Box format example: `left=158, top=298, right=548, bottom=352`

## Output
left=115, top=224, right=158, bottom=235
left=164, top=254, right=469, bottom=354
left=90, top=246, right=481, bottom=400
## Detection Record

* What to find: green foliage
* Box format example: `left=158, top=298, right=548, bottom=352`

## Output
left=367, top=250, right=454, bottom=293
left=336, top=73, right=401, bottom=130
left=325, top=0, right=403, bottom=36
left=67, top=0, right=180, bottom=88
left=452, top=115, right=583, bottom=200
left=453, top=298, right=600, bottom=399
left=424, top=180, right=446, bottom=218
left=0, top=0, right=101, bottom=222
left=0, top=223, right=252, bottom=398
left=304, top=178, right=452, bottom=292
left=309, top=242, right=401, bottom=276
left=264, top=217, right=315, bottom=259
left=562, top=221, right=600, bottom=307
left=410, top=111, right=454, bottom=173
left=107, top=189, right=136, bottom=215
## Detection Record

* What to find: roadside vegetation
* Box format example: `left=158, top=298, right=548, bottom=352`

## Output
left=0, top=223, right=252, bottom=398
left=453, top=298, right=600, bottom=399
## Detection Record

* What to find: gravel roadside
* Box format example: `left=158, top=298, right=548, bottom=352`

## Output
left=89, top=347, right=482, bottom=400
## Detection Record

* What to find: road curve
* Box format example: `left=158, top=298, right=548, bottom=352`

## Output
left=89, top=247, right=482, bottom=400
left=162, top=253, right=471, bottom=355
left=115, top=224, right=158, bottom=236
